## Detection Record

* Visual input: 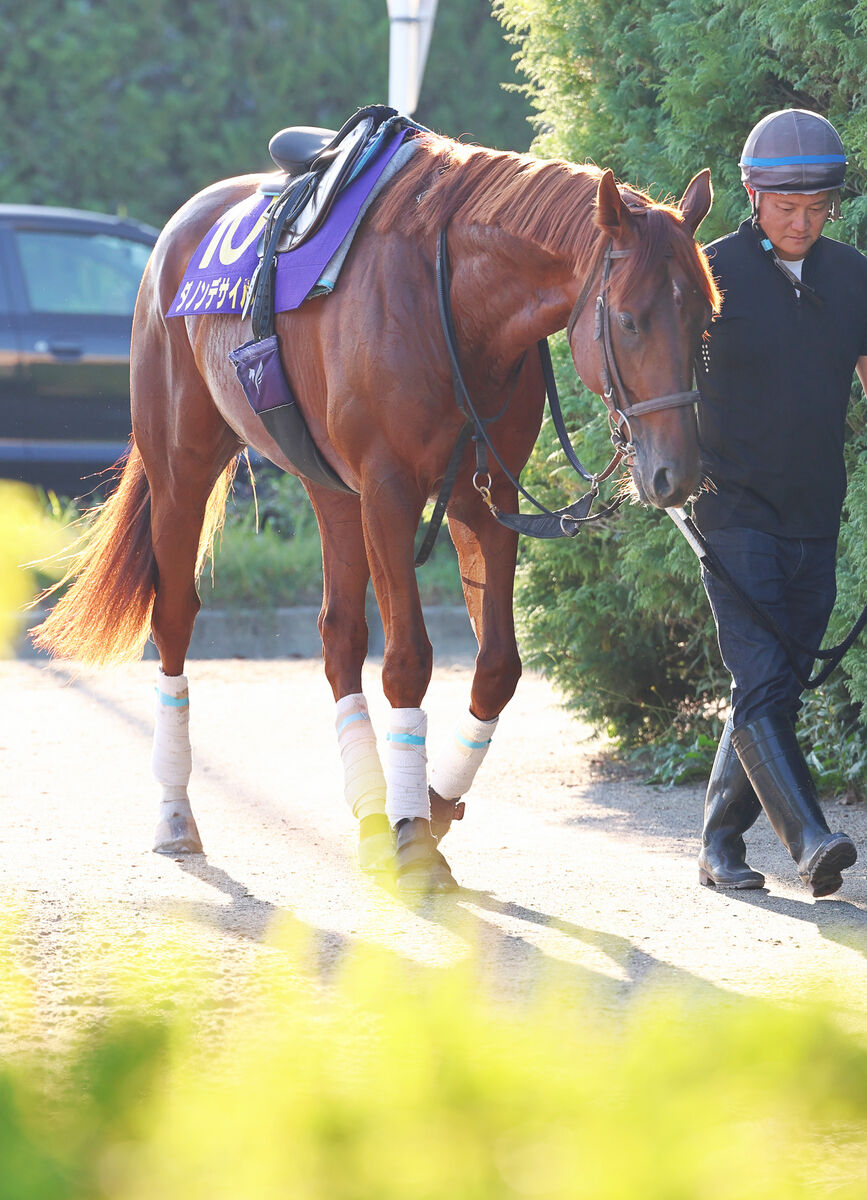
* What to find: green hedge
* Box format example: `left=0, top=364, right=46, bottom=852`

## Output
left=496, top=0, right=867, bottom=789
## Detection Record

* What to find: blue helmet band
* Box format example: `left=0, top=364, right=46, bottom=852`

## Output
left=742, top=153, right=846, bottom=167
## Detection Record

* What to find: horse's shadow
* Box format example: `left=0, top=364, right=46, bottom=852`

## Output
left=400, top=884, right=731, bottom=1005
left=146, top=855, right=351, bottom=975
left=148, top=852, right=724, bottom=1003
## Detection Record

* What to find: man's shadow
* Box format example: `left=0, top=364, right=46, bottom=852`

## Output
left=720, top=881, right=867, bottom=958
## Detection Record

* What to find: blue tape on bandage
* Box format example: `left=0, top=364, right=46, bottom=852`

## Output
left=458, top=734, right=492, bottom=750
left=386, top=732, right=426, bottom=746
left=337, top=711, right=370, bottom=735
left=155, top=687, right=189, bottom=708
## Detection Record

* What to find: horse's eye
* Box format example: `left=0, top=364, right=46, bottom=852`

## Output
left=618, top=312, right=638, bottom=334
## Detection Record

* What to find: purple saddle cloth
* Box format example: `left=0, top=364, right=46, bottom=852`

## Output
left=169, top=112, right=418, bottom=492
left=167, top=127, right=409, bottom=319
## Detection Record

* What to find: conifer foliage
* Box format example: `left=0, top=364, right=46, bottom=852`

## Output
left=494, top=0, right=867, bottom=787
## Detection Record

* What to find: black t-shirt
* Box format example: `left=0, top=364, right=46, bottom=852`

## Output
left=692, top=219, right=867, bottom=537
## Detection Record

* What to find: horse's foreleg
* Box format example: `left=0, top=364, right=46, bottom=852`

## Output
left=306, top=484, right=393, bottom=874
left=426, top=484, right=523, bottom=839
left=360, top=475, right=457, bottom=892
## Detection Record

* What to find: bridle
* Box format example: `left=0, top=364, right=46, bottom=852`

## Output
left=413, top=224, right=701, bottom=565
left=565, top=236, right=700, bottom=459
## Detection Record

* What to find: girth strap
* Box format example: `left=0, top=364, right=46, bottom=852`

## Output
left=414, top=420, right=474, bottom=566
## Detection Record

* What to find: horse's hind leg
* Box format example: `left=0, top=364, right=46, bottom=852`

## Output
left=148, top=465, right=232, bottom=854
left=305, top=484, right=393, bottom=874
left=133, top=320, right=240, bottom=855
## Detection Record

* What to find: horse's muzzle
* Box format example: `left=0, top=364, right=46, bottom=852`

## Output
left=631, top=434, right=701, bottom=509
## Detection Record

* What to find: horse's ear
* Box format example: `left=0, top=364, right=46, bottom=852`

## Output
left=595, top=169, right=635, bottom=241
left=679, top=169, right=713, bottom=235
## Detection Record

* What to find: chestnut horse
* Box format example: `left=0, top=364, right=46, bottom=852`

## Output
left=33, top=131, right=717, bottom=893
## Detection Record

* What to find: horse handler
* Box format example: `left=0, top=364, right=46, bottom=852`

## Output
left=693, top=109, right=867, bottom=897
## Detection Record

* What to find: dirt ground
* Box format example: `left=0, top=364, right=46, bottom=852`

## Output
left=3, top=654, right=867, bottom=1050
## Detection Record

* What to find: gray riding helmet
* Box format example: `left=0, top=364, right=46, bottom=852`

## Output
left=740, top=109, right=846, bottom=197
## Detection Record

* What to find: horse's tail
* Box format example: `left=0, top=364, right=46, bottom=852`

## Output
left=30, top=443, right=237, bottom=667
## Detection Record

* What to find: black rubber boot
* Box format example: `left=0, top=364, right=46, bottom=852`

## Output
left=698, top=716, right=765, bottom=889
left=732, top=710, right=857, bottom=898
left=394, top=817, right=459, bottom=894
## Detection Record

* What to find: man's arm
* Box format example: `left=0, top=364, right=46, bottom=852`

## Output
left=858, top=355, right=867, bottom=397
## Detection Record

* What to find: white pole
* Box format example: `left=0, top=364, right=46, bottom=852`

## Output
left=387, top=0, right=438, bottom=116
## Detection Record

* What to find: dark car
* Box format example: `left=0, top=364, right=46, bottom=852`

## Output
left=0, top=203, right=159, bottom=495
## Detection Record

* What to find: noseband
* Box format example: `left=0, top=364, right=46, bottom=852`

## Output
left=566, top=238, right=700, bottom=455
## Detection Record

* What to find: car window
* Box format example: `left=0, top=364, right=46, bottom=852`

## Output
left=13, top=229, right=152, bottom=316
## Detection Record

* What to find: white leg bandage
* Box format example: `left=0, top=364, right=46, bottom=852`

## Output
left=429, top=711, right=498, bottom=800
left=152, top=669, right=192, bottom=804
left=385, top=707, right=429, bottom=826
left=335, top=693, right=387, bottom=820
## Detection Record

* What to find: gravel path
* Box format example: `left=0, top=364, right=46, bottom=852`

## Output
left=3, top=655, right=867, bottom=1049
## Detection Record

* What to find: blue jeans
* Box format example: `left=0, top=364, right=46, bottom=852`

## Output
left=700, top=527, right=838, bottom=728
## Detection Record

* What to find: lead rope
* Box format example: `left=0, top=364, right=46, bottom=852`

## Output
left=666, top=506, right=867, bottom=689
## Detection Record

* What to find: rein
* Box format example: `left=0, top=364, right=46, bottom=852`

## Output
left=415, top=229, right=621, bottom=566
left=416, top=225, right=699, bottom=565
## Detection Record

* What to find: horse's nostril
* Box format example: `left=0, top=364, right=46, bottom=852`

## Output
left=653, top=466, right=672, bottom=500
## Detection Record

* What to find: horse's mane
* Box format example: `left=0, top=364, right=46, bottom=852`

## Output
left=372, top=133, right=720, bottom=311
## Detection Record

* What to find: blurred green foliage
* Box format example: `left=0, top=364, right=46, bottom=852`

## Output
left=0, top=482, right=70, bottom=656
left=31, top=468, right=465, bottom=612
left=2, top=916, right=867, bottom=1200
left=0, top=0, right=531, bottom=229
left=494, top=0, right=867, bottom=786
left=198, top=469, right=326, bottom=608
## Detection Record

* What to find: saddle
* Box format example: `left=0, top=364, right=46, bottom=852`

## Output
left=228, top=105, right=422, bottom=495
left=246, top=104, right=407, bottom=340
left=267, top=125, right=338, bottom=176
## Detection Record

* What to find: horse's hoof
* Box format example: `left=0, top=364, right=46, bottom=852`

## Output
left=153, top=802, right=203, bottom=855
left=428, top=787, right=465, bottom=842
left=395, top=817, right=459, bottom=894
left=358, top=813, right=396, bottom=874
